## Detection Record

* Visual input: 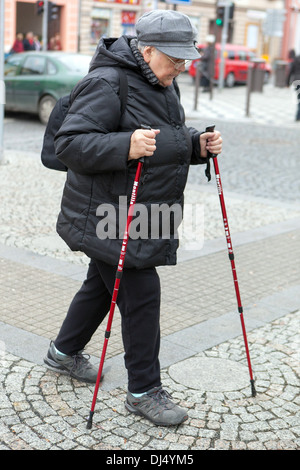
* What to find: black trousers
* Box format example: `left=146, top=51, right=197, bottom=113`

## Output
left=54, top=259, right=161, bottom=393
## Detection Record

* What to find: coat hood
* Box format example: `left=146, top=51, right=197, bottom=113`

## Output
left=89, top=36, right=139, bottom=72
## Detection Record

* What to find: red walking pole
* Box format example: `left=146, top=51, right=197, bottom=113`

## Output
left=206, top=125, right=256, bottom=398
left=86, top=126, right=150, bottom=429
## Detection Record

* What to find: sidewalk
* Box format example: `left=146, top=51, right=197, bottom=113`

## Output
left=0, top=79, right=300, bottom=451
left=0, top=235, right=299, bottom=451
left=178, top=73, right=300, bottom=128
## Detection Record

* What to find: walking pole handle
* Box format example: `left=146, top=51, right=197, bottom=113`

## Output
left=141, top=124, right=152, bottom=131
left=139, top=124, right=152, bottom=163
left=205, top=125, right=218, bottom=159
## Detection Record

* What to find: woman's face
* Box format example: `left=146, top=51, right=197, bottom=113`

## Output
left=142, top=47, right=186, bottom=87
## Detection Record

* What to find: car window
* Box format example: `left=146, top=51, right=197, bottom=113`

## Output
left=4, top=55, right=22, bottom=76
left=57, top=54, right=91, bottom=73
left=20, top=56, right=46, bottom=75
left=238, top=51, right=247, bottom=61
left=227, top=50, right=235, bottom=60
left=47, top=60, right=57, bottom=75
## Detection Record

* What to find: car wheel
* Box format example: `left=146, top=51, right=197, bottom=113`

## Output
left=38, top=95, right=56, bottom=125
left=225, top=72, right=235, bottom=88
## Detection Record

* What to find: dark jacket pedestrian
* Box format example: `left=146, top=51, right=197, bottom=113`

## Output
left=44, top=10, right=223, bottom=426
left=23, top=32, right=35, bottom=51
left=198, top=36, right=215, bottom=90
left=287, top=55, right=300, bottom=121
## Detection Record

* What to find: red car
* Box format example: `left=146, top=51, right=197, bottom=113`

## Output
left=188, top=43, right=272, bottom=87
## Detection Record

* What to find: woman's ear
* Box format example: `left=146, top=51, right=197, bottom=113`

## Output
left=142, top=46, right=153, bottom=64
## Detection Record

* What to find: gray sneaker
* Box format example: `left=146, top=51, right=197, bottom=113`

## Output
left=44, top=342, right=102, bottom=384
left=125, top=386, right=188, bottom=426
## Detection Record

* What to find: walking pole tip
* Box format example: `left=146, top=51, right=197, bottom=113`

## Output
left=251, top=379, right=257, bottom=397
left=86, top=411, right=94, bottom=429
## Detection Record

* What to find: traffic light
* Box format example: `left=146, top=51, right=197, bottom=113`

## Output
left=49, top=2, right=59, bottom=21
left=36, top=1, right=44, bottom=15
left=216, top=6, right=224, bottom=27
left=215, top=3, right=235, bottom=26
left=229, top=2, right=235, bottom=21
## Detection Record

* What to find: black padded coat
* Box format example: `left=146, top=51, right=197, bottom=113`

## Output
left=54, top=36, right=206, bottom=269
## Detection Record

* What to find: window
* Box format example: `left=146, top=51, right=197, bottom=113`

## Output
left=90, top=8, right=110, bottom=45
left=20, top=56, right=46, bottom=75
left=57, top=54, right=91, bottom=73
left=4, top=55, right=22, bottom=76
left=121, top=11, right=136, bottom=36
left=227, top=50, right=235, bottom=60
left=238, top=51, right=247, bottom=61
left=47, top=60, right=57, bottom=75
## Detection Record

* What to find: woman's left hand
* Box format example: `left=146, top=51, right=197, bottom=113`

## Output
left=199, top=130, right=223, bottom=158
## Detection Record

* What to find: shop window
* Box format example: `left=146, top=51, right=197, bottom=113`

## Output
left=121, top=11, right=136, bottom=36
left=91, top=8, right=111, bottom=45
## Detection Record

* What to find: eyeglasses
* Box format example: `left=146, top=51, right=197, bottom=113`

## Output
left=165, top=55, right=191, bottom=70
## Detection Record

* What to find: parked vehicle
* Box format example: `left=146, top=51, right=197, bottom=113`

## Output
left=4, top=51, right=91, bottom=124
left=188, top=43, right=272, bottom=87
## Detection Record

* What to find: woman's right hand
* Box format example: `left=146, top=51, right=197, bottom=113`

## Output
left=128, top=128, right=160, bottom=160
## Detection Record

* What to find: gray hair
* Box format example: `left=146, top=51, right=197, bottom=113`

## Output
left=137, top=42, right=147, bottom=53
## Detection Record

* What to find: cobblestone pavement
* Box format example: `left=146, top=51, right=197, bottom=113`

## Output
left=0, top=77, right=299, bottom=453
left=0, top=309, right=299, bottom=451
left=179, top=72, right=300, bottom=130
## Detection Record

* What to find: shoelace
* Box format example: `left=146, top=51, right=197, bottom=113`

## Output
left=70, top=353, right=92, bottom=374
left=147, top=389, right=174, bottom=410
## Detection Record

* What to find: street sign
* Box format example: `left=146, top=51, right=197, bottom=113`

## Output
left=263, top=9, right=286, bottom=37
left=166, top=0, right=192, bottom=5
left=217, top=0, right=232, bottom=6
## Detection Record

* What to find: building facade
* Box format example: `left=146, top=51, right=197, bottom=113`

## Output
left=3, top=0, right=294, bottom=63
left=78, top=0, right=286, bottom=62
left=3, top=0, right=79, bottom=53
left=281, top=0, right=300, bottom=59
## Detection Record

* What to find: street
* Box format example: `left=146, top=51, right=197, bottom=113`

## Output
left=0, top=76, right=299, bottom=451
left=3, top=111, right=45, bottom=155
left=3, top=75, right=300, bottom=204
left=4, top=74, right=300, bottom=203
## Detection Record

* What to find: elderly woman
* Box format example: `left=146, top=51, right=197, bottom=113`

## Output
left=44, top=10, right=222, bottom=426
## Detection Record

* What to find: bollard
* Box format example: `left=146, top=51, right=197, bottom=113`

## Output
left=193, top=61, right=201, bottom=111
left=245, top=64, right=253, bottom=117
left=275, top=60, right=289, bottom=87
left=245, top=59, right=265, bottom=117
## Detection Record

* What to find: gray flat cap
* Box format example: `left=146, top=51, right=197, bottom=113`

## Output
left=136, top=10, right=199, bottom=60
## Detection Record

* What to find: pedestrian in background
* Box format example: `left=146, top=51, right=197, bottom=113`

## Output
left=10, top=33, right=24, bottom=53
left=44, top=9, right=222, bottom=427
left=33, top=35, right=42, bottom=51
left=199, top=35, right=214, bottom=92
left=49, top=33, right=62, bottom=50
left=23, top=31, right=35, bottom=51
left=287, top=53, right=300, bottom=121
